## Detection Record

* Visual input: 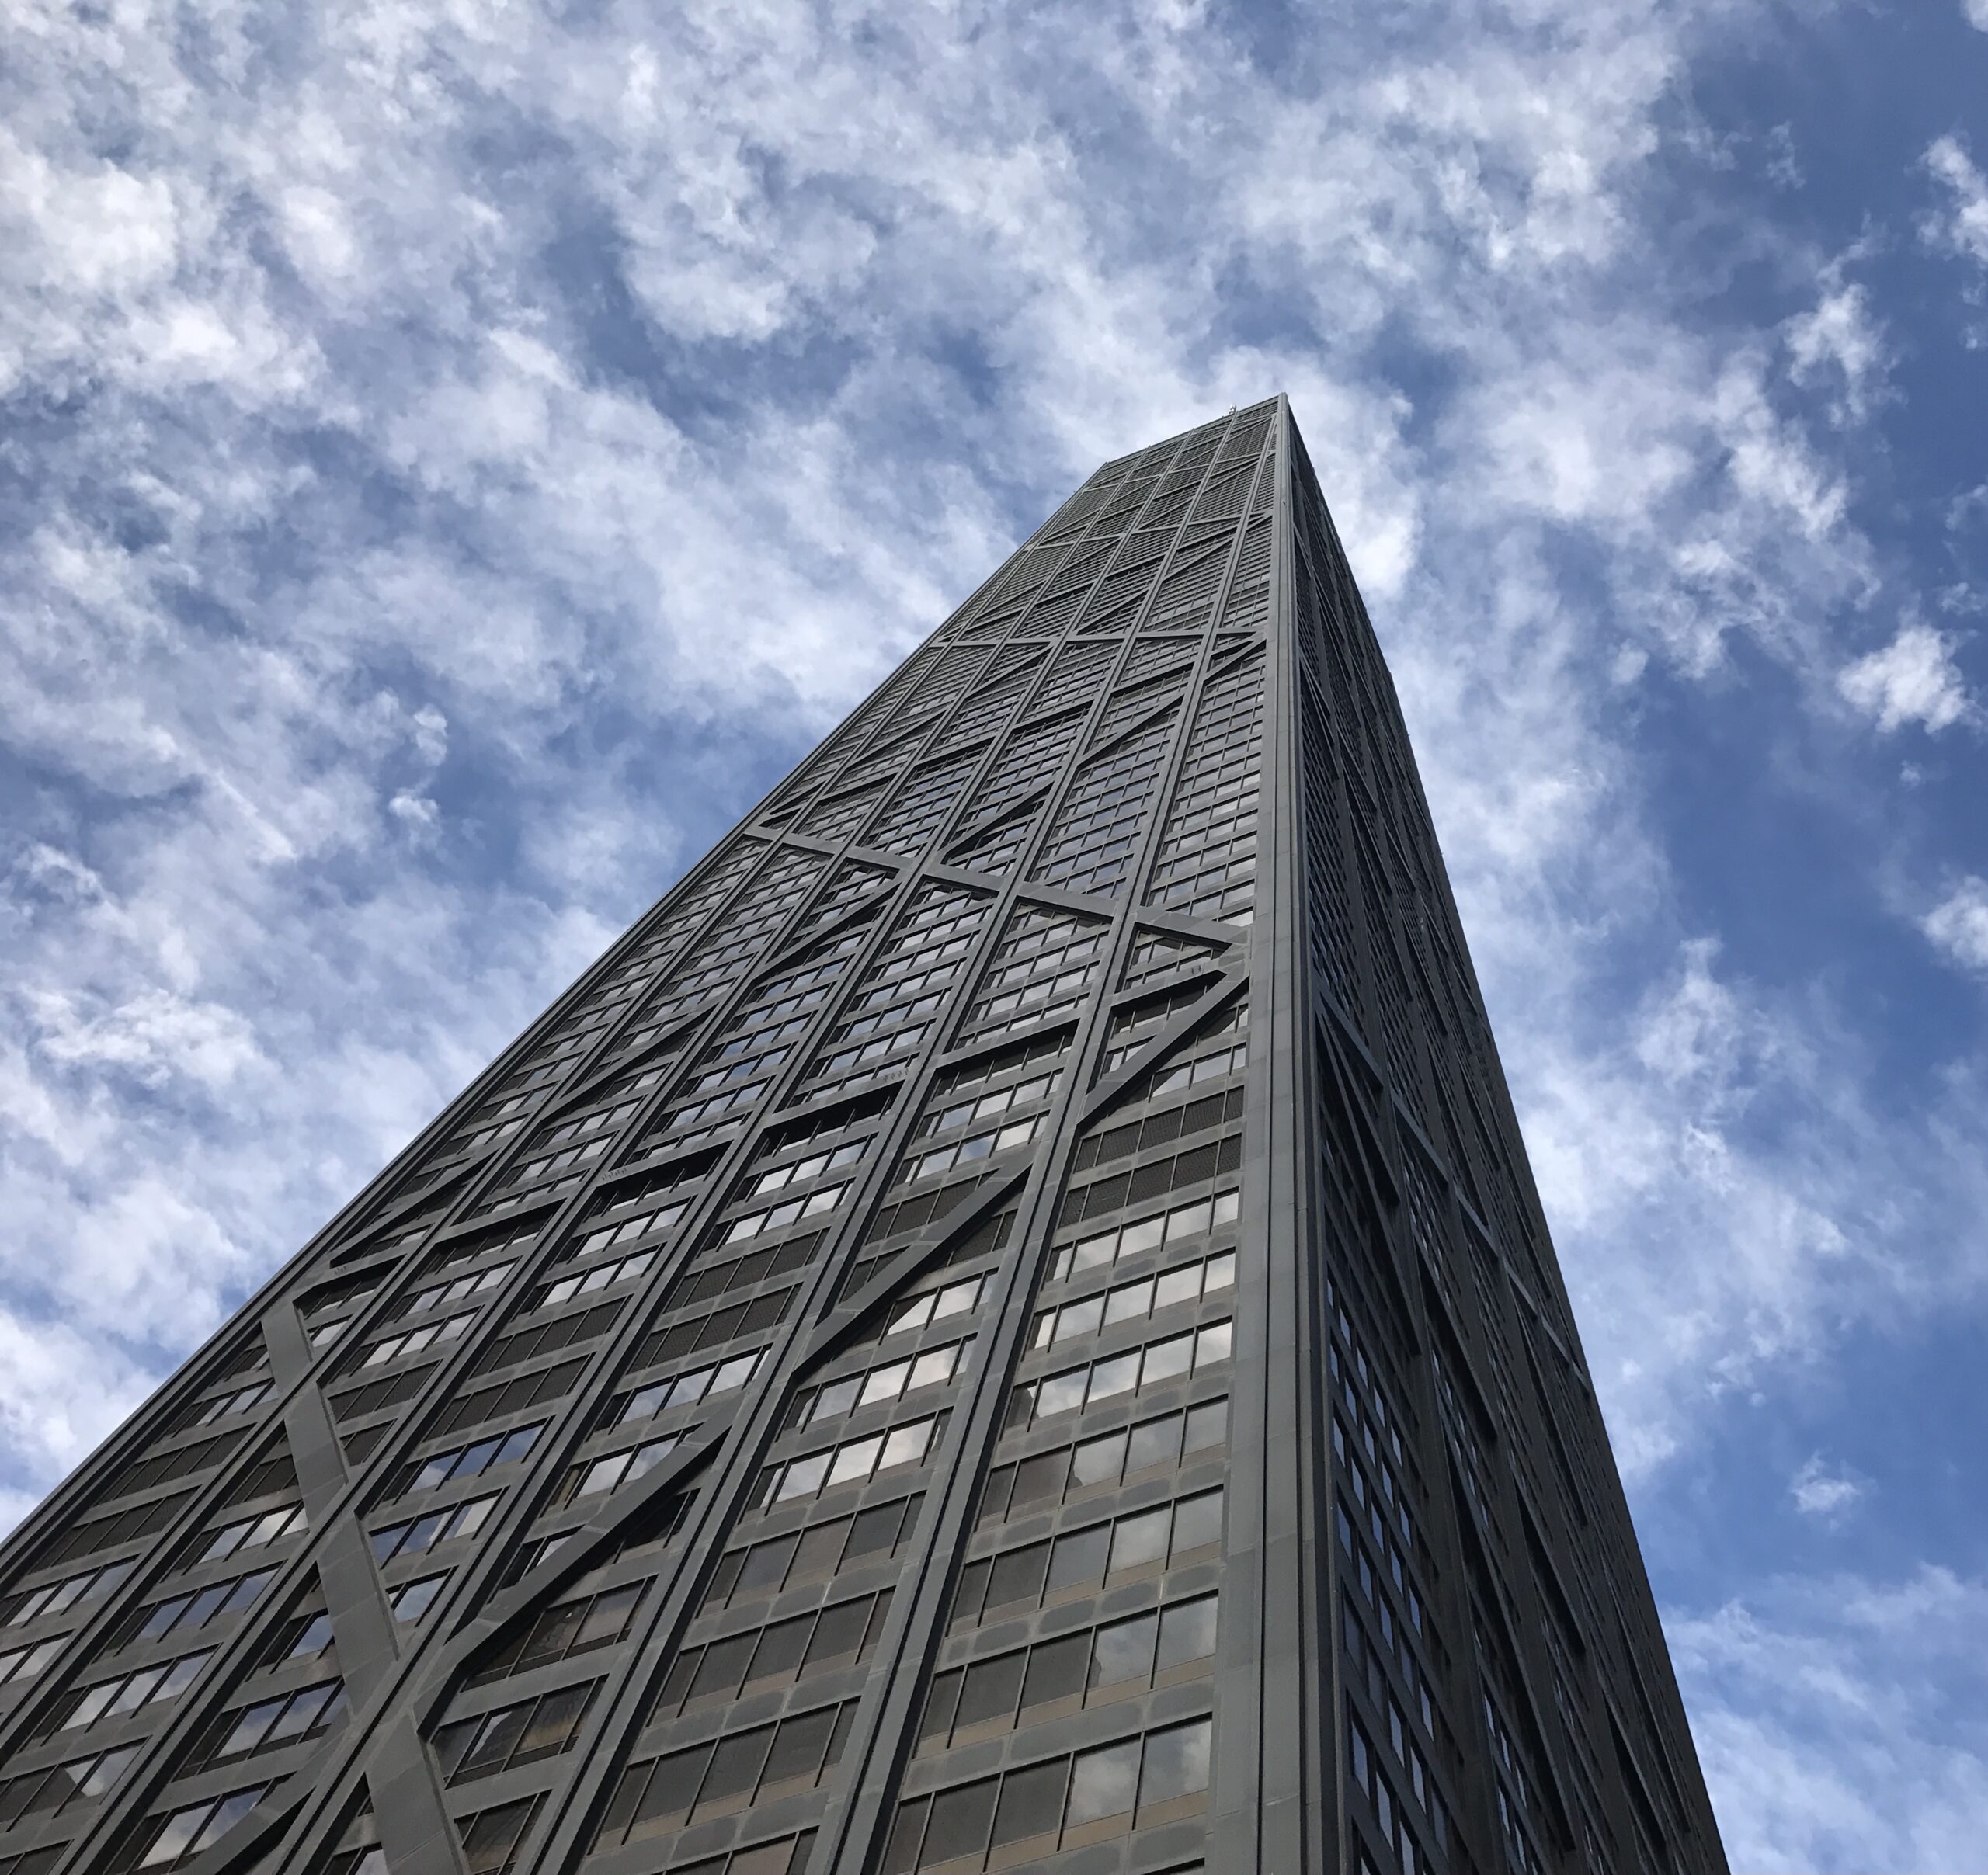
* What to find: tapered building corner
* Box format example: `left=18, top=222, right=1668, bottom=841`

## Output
left=0, top=400, right=1728, bottom=1875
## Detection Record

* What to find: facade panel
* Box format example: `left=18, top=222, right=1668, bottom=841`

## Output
left=0, top=400, right=1726, bottom=1875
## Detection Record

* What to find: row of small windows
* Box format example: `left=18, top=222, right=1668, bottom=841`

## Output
left=60, top=1647, right=210, bottom=1731
left=700, top=1491, right=924, bottom=1614
left=836, top=1204, right=1011, bottom=1313
left=2, top=1558, right=134, bottom=1630
left=0, top=1634, right=61, bottom=1691
left=535, top=1242, right=659, bottom=1310
left=1028, top=1249, right=1236, bottom=1352
left=978, top=1398, right=1228, bottom=1530
left=354, top=1308, right=475, bottom=1371
left=882, top=1715, right=1212, bottom=1872
left=917, top=1589, right=1216, bottom=1755
left=1112, top=999, right=1247, bottom=1105
left=1115, top=929, right=1222, bottom=998
left=397, top=1259, right=514, bottom=1323
left=756, top=1413, right=944, bottom=1510
left=648, top=1585, right=892, bottom=1719
left=398, top=1422, right=542, bottom=1498
left=872, top=1273, right=988, bottom=1343
left=683, top=1040, right=794, bottom=1101
left=744, top=1136, right=867, bottom=1199
left=426, top=1353, right=587, bottom=1444
left=370, top=1493, right=495, bottom=1568
left=463, top=1297, right=624, bottom=1380
left=663, top=1229, right=824, bottom=1311
left=567, top=1432, right=685, bottom=1505
left=111, top=1564, right=273, bottom=1650
left=634, top=1287, right=792, bottom=1372
left=648, top=1081, right=767, bottom=1148
left=720, top=1180, right=845, bottom=1245
left=1057, top=1132, right=1242, bottom=1232
left=613, top=1349, right=763, bottom=1430
left=198, top=1502, right=308, bottom=1565
left=917, top=1030, right=1066, bottom=1128
left=1098, top=977, right=1220, bottom=1074
left=124, top=1780, right=272, bottom=1871
left=179, top=1379, right=273, bottom=1429
left=433, top=1679, right=599, bottom=1786
left=815, top=1019, right=929, bottom=1085
left=0, top=1741, right=140, bottom=1832
left=951, top=1488, right=1223, bottom=1632
left=1005, top=1320, right=1232, bottom=1432
left=593, top=1700, right=857, bottom=1853
left=790, top=1336, right=974, bottom=1432
left=572, top=1189, right=694, bottom=1262
left=469, top=1580, right=644, bottom=1685
left=895, top=1112, right=1040, bottom=1188
left=1068, top=1096, right=1245, bottom=1200
left=189, top=1675, right=345, bottom=1771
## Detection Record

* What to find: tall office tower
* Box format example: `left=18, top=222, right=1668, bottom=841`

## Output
left=0, top=398, right=1726, bottom=1875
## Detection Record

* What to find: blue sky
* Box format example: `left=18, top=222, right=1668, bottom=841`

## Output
left=2, top=0, right=1986, bottom=1864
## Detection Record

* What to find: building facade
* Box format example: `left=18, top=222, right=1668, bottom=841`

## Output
left=0, top=399, right=1728, bottom=1875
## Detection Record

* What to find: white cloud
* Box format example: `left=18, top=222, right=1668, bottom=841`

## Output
left=1924, top=135, right=1988, bottom=275
left=1966, top=0, right=1988, bottom=34
left=1790, top=1453, right=1865, bottom=1517
left=1670, top=1569, right=1988, bottom=1873
left=1785, top=276, right=1890, bottom=422
left=1837, top=622, right=1974, bottom=733
left=1923, top=878, right=1988, bottom=974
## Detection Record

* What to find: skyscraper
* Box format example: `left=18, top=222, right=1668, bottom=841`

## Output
left=0, top=398, right=1727, bottom=1875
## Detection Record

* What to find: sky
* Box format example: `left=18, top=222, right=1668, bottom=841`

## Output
left=2, top=0, right=1986, bottom=1865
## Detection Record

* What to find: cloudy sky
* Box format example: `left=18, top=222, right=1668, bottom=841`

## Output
left=3, top=0, right=1986, bottom=1864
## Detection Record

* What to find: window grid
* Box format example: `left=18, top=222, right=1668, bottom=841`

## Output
left=1029, top=1248, right=1236, bottom=1351
left=468, top=1582, right=644, bottom=1686
left=648, top=1585, right=893, bottom=1720
left=957, top=910, right=1107, bottom=1043
left=790, top=1335, right=976, bottom=1432
left=196, top=1503, right=308, bottom=1566
left=60, top=1647, right=214, bottom=1732
left=700, top=1491, right=926, bottom=1616
left=1006, top=1321, right=1233, bottom=1432
left=189, top=1676, right=345, bottom=1770
left=867, top=752, right=980, bottom=856
left=433, top=1680, right=601, bottom=1786
left=916, top=1589, right=1217, bottom=1755
left=951, top=1488, right=1225, bottom=1632
left=883, top=1715, right=1213, bottom=1871
left=397, top=1261, right=515, bottom=1322
left=110, top=1565, right=274, bottom=1650
left=127, top=1781, right=272, bottom=1870
left=370, top=1494, right=495, bottom=1568
left=756, top=1413, right=945, bottom=1509
left=978, top=1398, right=1229, bottom=1530
left=610, top=1349, right=763, bottom=1429
left=592, top=1697, right=857, bottom=1849
left=1048, top=1187, right=1241, bottom=1284
left=1029, top=713, right=1179, bottom=898
left=2, top=1560, right=135, bottom=1629
left=0, top=1741, right=143, bottom=1831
